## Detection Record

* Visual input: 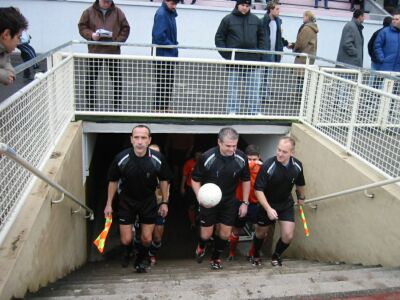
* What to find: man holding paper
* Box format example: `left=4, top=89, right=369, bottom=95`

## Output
left=78, top=0, right=130, bottom=110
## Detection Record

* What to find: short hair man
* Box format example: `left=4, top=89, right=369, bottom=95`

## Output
left=0, top=7, right=28, bottom=85
left=152, top=0, right=179, bottom=112
left=215, top=0, right=264, bottom=115
left=105, top=125, right=172, bottom=273
left=260, top=2, right=291, bottom=100
left=191, top=127, right=251, bottom=270
left=336, top=9, right=365, bottom=67
left=262, top=2, right=291, bottom=63
left=368, top=16, right=393, bottom=70
left=78, top=0, right=130, bottom=110
left=251, top=136, right=306, bottom=267
left=374, top=11, right=400, bottom=72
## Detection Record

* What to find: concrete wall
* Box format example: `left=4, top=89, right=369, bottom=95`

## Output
left=3, top=0, right=381, bottom=67
left=0, top=122, right=87, bottom=300
left=285, top=123, right=400, bottom=267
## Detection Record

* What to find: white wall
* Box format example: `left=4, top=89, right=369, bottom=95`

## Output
left=5, top=0, right=381, bottom=67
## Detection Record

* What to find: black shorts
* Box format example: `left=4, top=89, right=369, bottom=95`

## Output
left=256, top=204, right=294, bottom=226
left=117, top=194, right=158, bottom=225
left=199, top=198, right=237, bottom=227
left=234, top=200, right=259, bottom=228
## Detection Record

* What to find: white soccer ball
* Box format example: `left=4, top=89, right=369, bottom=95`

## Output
left=198, top=183, right=222, bottom=208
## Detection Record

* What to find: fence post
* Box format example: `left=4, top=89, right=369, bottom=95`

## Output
left=345, top=71, right=362, bottom=152
left=378, top=77, right=394, bottom=130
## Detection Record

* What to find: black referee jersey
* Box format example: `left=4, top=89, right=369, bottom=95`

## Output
left=254, top=156, right=305, bottom=210
left=108, top=147, right=173, bottom=201
left=191, top=146, right=250, bottom=201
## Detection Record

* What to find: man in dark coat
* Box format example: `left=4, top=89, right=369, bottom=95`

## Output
left=336, top=9, right=365, bottom=67
left=215, top=0, right=264, bottom=115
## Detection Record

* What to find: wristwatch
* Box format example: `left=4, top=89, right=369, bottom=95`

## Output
left=243, top=201, right=249, bottom=206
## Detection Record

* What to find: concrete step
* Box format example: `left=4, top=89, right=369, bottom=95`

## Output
left=26, top=258, right=400, bottom=299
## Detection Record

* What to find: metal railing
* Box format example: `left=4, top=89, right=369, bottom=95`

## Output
left=0, top=143, right=94, bottom=220
left=305, top=176, right=400, bottom=208
left=1, top=41, right=400, bottom=235
left=0, top=55, right=75, bottom=234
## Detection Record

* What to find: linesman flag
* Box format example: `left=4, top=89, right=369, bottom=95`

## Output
left=93, top=216, right=112, bottom=254
left=299, top=205, right=310, bottom=237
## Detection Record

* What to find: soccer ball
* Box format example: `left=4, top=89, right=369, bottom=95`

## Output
left=198, top=183, right=222, bottom=208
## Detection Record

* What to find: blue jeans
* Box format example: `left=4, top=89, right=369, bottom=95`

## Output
left=314, top=0, right=328, bottom=8
left=227, top=67, right=261, bottom=114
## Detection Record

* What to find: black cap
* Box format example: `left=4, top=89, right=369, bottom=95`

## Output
left=236, top=0, right=251, bottom=5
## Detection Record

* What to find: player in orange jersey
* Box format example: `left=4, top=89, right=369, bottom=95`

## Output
left=228, top=144, right=262, bottom=261
left=181, top=151, right=202, bottom=229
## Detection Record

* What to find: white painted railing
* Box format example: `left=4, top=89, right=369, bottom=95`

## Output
left=1, top=41, right=399, bottom=235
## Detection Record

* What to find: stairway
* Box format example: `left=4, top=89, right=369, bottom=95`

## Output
left=26, top=257, right=400, bottom=299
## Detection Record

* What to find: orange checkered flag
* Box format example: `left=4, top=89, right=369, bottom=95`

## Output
left=299, top=205, right=310, bottom=237
left=93, top=216, right=112, bottom=254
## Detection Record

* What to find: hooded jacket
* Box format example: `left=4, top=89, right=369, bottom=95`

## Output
left=261, top=14, right=288, bottom=62
left=293, top=21, right=318, bottom=64
left=215, top=7, right=264, bottom=61
left=152, top=2, right=178, bottom=57
left=0, top=42, right=14, bottom=85
left=374, top=25, right=400, bottom=72
left=78, top=0, right=130, bottom=54
left=336, top=18, right=364, bottom=67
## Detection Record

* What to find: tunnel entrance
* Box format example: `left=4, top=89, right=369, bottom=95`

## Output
left=85, top=125, right=290, bottom=262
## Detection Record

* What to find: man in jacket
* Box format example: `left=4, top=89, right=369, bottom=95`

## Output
left=374, top=12, right=400, bottom=72
left=78, top=0, right=130, bottom=110
left=260, top=2, right=291, bottom=100
left=368, top=16, right=392, bottom=70
left=152, top=0, right=179, bottom=112
left=336, top=9, right=365, bottom=67
left=0, top=7, right=28, bottom=86
left=215, top=0, right=264, bottom=115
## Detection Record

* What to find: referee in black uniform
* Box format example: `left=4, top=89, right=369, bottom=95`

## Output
left=191, top=127, right=250, bottom=270
left=251, top=136, right=306, bottom=267
left=105, top=125, right=172, bottom=273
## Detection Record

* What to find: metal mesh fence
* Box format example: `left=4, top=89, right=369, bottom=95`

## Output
left=2, top=45, right=400, bottom=235
left=302, top=68, right=400, bottom=178
left=73, top=54, right=305, bottom=119
left=0, top=56, right=74, bottom=231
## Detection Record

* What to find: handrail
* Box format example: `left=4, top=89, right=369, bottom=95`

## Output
left=305, top=177, right=400, bottom=207
left=0, top=143, right=94, bottom=220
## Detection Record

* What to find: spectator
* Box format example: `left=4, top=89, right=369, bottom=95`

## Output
left=336, top=9, right=365, bottom=67
left=0, top=7, right=28, bottom=86
left=17, top=30, right=40, bottom=82
left=152, top=0, right=179, bottom=112
left=374, top=11, right=400, bottom=71
left=261, top=2, right=291, bottom=63
left=78, top=0, right=130, bottom=110
left=314, top=0, right=328, bottom=9
left=368, top=16, right=392, bottom=70
left=293, top=11, right=319, bottom=65
left=351, top=0, right=365, bottom=12
left=260, top=2, right=291, bottom=101
left=215, top=0, right=264, bottom=115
